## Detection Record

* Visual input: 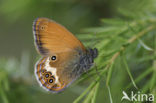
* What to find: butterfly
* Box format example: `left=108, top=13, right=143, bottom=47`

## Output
left=33, top=17, right=98, bottom=93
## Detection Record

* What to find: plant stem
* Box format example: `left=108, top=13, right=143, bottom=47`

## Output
left=107, top=25, right=155, bottom=68
left=73, top=25, right=155, bottom=103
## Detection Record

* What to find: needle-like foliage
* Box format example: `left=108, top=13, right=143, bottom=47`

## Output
left=0, top=0, right=155, bottom=103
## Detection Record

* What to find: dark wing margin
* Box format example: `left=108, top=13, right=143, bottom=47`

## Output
left=33, top=18, right=49, bottom=55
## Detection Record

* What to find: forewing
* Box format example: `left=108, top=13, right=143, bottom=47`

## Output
left=33, top=18, right=85, bottom=56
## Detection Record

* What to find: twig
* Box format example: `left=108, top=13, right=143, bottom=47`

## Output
left=107, top=25, right=155, bottom=68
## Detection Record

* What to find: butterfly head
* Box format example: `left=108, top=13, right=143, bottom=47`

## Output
left=87, top=48, right=98, bottom=59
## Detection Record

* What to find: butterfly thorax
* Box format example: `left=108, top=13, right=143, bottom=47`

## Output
left=70, top=48, right=98, bottom=79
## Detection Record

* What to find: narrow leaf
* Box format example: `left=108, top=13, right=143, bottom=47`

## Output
left=101, top=18, right=125, bottom=25
left=73, top=81, right=98, bottom=103
left=91, top=82, right=100, bottom=103
left=106, top=62, right=114, bottom=86
left=83, top=87, right=95, bottom=103
left=122, top=55, right=138, bottom=89
left=107, top=86, right=113, bottom=103
left=139, top=39, right=153, bottom=51
left=126, top=67, right=153, bottom=89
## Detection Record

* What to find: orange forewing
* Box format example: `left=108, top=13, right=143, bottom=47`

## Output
left=33, top=18, right=85, bottom=55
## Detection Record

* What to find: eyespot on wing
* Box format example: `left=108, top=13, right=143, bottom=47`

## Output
left=33, top=17, right=86, bottom=56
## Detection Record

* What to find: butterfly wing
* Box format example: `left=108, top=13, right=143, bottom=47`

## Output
left=33, top=18, right=86, bottom=92
left=35, top=51, right=81, bottom=93
left=33, top=18, right=85, bottom=55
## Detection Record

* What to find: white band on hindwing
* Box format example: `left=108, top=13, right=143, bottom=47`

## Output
left=44, top=58, right=60, bottom=85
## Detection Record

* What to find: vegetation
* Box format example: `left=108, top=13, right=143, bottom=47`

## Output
left=0, top=0, right=155, bottom=103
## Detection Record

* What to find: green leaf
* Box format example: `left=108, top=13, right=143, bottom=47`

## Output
left=0, top=88, right=9, bottom=103
left=126, top=67, right=153, bottom=89
left=101, top=18, right=125, bottom=25
left=82, top=87, right=95, bottom=103
left=106, top=62, right=114, bottom=86
left=82, top=27, right=119, bottom=33
left=107, top=86, right=113, bottom=103
left=138, top=39, right=153, bottom=51
left=122, top=54, right=138, bottom=89
left=91, top=82, right=100, bottom=103
left=149, top=67, right=156, bottom=91
left=73, top=80, right=98, bottom=103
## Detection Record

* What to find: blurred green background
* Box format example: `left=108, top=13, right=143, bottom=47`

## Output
left=0, top=0, right=155, bottom=103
